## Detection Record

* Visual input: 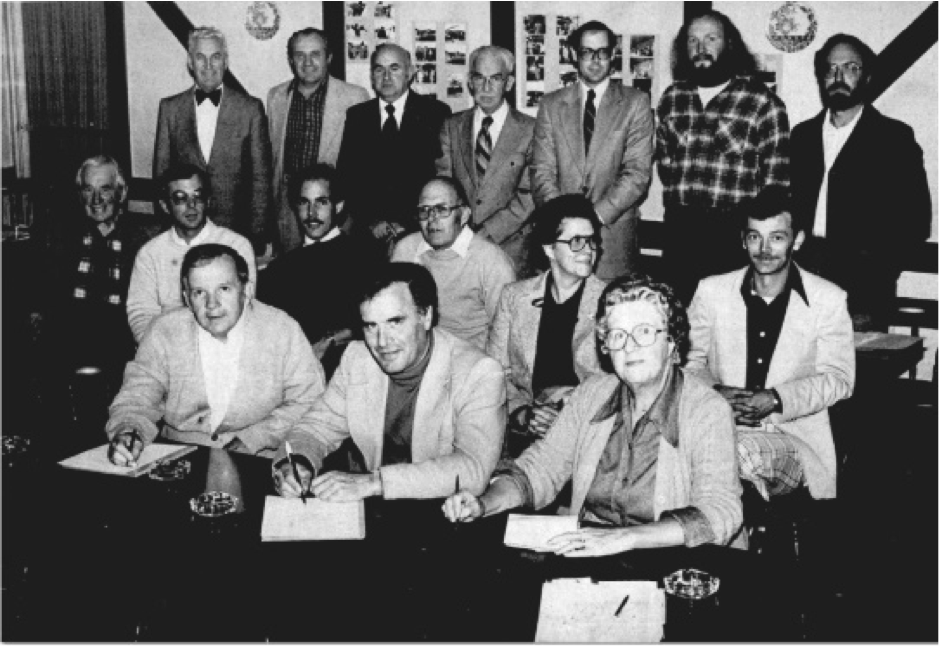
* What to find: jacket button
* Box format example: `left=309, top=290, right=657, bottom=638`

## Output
left=211, top=433, right=218, bottom=441
left=476, top=199, right=482, bottom=205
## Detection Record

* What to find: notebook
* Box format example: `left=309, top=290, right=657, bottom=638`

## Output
left=503, top=513, right=579, bottom=552
left=59, top=443, right=197, bottom=477
left=261, top=496, right=366, bottom=541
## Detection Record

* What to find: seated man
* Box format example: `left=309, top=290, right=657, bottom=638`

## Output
left=686, top=187, right=855, bottom=500
left=273, top=262, right=505, bottom=501
left=126, top=164, right=257, bottom=343
left=107, top=244, right=325, bottom=464
left=259, top=163, right=384, bottom=377
left=391, top=177, right=515, bottom=350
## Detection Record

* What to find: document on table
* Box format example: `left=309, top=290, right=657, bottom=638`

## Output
left=503, top=513, right=578, bottom=551
left=535, top=578, right=665, bottom=642
left=261, top=496, right=366, bottom=541
left=59, top=443, right=196, bottom=477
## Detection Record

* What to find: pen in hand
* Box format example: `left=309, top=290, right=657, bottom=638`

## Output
left=453, top=475, right=461, bottom=526
left=285, top=441, right=307, bottom=504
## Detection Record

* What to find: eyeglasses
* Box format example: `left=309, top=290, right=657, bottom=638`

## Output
left=554, top=235, right=600, bottom=252
left=603, top=323, right=665, bottom=351
left=469, top=73, right=507, bottom=88
left=417, top=203, right=462, bottom=221
left=169, top=192, right=207, bottom=207
left=578, top=47, right=613, bottom=62
left=298, top=196, right=332, bottom=210
left=824, top=62, right=863, bottom=79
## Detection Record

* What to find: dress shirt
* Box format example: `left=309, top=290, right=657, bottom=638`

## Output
left=472, top=101, right=509, bottom=151
left=379, top=90, right=410, bottom=129
left=303, top=226, right=342, bottom=247
left=696, top=80, right=730, bottom=109
left=197, top=305, right=247, bottom=433
left=580, top=78, right=610, bottom=115
left=170, top=220, right=215, bottom=248
left=284, top=77, right=329, bottom=178
left=813, top=107, right=864, bottom=238
left=530, top=274, right=583, bottom=397
left=195, top=85, right=223, bottom=163
left=413, top=224, right=474, bottom=260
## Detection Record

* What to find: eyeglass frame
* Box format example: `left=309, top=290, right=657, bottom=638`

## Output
left=823, top=62, right=863, bottom=79
left=416, top=203, right=464, bottom=222
left=601, top=323, right=666, bottom=352
left=469, top=72, right=509, bottom=89
left=578, top=47, right=613, bottom=62
left=554, top=235, right=601, bottom=252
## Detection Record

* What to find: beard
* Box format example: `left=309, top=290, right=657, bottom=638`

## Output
left=824, top=82, right=863, bottom=111
left=690, top=54, right=732, bottom=87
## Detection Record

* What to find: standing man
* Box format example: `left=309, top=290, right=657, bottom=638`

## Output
left=686, top=188, right=855, bottom=501
left=153, top=26, right=272, bottom=253
left=392, top=177, right=516, bottom=351
left=656, top=10, right=790, bottom=304
left=530, top=20, right=654, bottom=281
left=791, top=34, right=932, bottom=331
left=436, top=45, right=537, bottom=278
left=337, top=43, right=451, bottom=246
left=267, top=28, right=369, bottom=253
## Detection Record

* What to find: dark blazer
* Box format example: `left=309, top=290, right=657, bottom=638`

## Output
left=791, top=106, right=932, bottom=320
left=337, top=91, right=451, bottom=231
left=153, top=85, right=273, bottom=248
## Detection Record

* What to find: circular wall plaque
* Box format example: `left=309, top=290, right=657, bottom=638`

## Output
left=246, top=1, right=280, bottom=41
left=766, top=1, right=818, bottom=53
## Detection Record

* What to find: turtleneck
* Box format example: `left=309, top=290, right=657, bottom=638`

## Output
left=381, top=333, right=435, bottom=465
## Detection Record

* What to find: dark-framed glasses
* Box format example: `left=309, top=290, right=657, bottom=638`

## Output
left=554, top=235, right=600, bottom=252
left=417, top=203, right=462, bottom=221
left=169, top=192, right=207, bottom=207
left=578, top=47, right=613, bottom=62
left=603, top=323, right=665, bottom=351
left=469, top=73, right=507, bottom=88
left=824, top=62, right=862, bottom=79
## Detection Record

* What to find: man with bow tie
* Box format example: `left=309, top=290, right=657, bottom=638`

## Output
left=153, top=26, right=273, bottom=255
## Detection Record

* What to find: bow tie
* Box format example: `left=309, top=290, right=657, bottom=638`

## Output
left=195, top=88, right=221, bottom=106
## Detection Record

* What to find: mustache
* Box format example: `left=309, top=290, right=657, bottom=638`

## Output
left=827, top=82, right=851, bottom=93
left=302, top=218, right=326, bottom=227
left=693, top=54, right=714, bottom=64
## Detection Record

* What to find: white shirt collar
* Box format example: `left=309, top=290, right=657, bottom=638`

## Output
left=416, top=225, right=474, bottom=259
left=170, top=218, right=215, bottom=248
left=824, top=106, right=864, bottom=135
left=580, top=77, right=611, bottom=108
left=197, top=298, right=248, bottom=347
left=380, top=89, right=410, bottom=124
left=473, top=100, right=510, bottom=144
left=303, top=227, right=342, bottom=246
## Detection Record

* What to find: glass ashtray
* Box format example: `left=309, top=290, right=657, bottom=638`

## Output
left=190, top=491, right=239, bottom=518
left=663, top=568, right=720, bottom=600
left=149, top=459, right=191, bottom=482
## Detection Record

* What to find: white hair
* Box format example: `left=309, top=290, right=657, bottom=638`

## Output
left=468, top=45, right=515, bottom=75
left=188, top=26, right=228, bottom=57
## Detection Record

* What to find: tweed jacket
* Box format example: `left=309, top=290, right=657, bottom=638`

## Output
left=266, top=76, right=370, bottom=251
left=486, top=272, right=607, bottom=415
left=530, top=81, right=654, bottom=280
left=107, top=300, right=325, bottom=457
left=153, top=85, right=273, bottom=246
left=686, top=266, right=856, bottom=499
left=278, top=328, right=506, bottom=500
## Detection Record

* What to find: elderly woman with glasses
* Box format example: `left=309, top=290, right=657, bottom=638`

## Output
left=445, top=275, right=744, bottom=554
left=486, top=194, right=607, bottom=457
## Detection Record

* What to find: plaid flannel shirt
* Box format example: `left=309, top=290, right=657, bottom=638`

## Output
left=655, top=76, right=790, bottom=210
left=284, top=77, right=329, bottom=178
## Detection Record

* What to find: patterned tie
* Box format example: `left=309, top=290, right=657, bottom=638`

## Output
left=583, top=89, right=596, bottom=155
left=382, top=104, right=398, bottom=138
left=475, top=115, right=493, bottom=181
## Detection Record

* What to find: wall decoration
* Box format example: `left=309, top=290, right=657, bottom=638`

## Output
left=628, top=35, right=656, bottom=97
left=245, top=1, right=280, bottom=41
left=754, top=53, right=783, bottom=94
left=767, top=1, right=817, bottom=53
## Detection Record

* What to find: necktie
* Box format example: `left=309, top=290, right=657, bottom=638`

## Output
left=382, top=104, right=398, bottom=138
left=583, top=89, right=596, bottom=155
left=195, top=88, right=221, bottom=106
left=475, top=115, right=493, bottom=181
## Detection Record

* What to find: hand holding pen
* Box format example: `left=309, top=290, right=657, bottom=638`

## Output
left=442, top=475, right=484, bottom=523
left=107, top=428, right=144, bottom=467
left=273, top=442, right=313, bottom=500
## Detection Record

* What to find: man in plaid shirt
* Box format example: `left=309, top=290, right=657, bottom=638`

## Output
left=656, top=10, right=790, bottom=305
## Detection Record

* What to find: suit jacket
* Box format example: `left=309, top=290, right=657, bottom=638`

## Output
left=790, top=106, right=932, bottom=320
left=337, top=91, right=452, bottom=231
left=106, top=301, right=325, bottom=458
left=278, top=328, right=506, bottom=499
left=436, top=106, right=536, bottom=275
left=267, top=76, right=370, bottom=251
left=686, top=266, right=856, bottom=499
left=531, top=81, right=654, bottom=280
left=486, top=272, right=606, bottom=414
left=153, top=86, right=273, bottom=247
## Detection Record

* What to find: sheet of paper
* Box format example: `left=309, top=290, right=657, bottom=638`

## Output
left=536, top=578, right=665, bottom=642
left=59, top=443, right=196, bottom=477
left=261, top=496, right=366, bottom=541
left=503, top=513, right=578, bottom=552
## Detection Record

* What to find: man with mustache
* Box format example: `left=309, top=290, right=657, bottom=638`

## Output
left=791, top=34, right=932, bottom=331
left=656, top=10, right=790, bottom=305
left=259, top=164, right=384, bottom=377
left=686, top=186, right=855, bottom=502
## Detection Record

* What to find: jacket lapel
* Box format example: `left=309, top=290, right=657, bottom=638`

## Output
left=458, top=110, right=477, bottom=187
left=183, top=90, right=207, bottom=168
left=485, top=108, right=524, bottom=185
left=399, top=92, right=424, bottom=136
left=349, top=350, right=389, bottom=471
left=319, top=77, right=343, bottom=162
left=560, top=87, right=586, bottom=175
left=586, top=83, right=626, bottom=169
left=411, top=330, right=452, bottom=462
left=570, top=408, right=618, bottom=515
left=766, top=266, right=811, bottom=388
left=519, top=273, right=549, bottom=374
left=207, top=88, right=235, bottom=167
left=723, top=270, right=749, bottom=387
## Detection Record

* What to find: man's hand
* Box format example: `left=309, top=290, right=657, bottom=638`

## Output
left=273, top=459, right=314, bottom=498
left=527, top=402, right=562, bottom=437
left=311, top=471, right=382, bottom=502
left=370, top=220, right=404, bottom=242
left=107, top=429, right=144, bottom=467
left=734, top=390, right=778, bottom=427
left=547, top=527, right=636, bottom=558
left=442, top=490, right=483, bottom=523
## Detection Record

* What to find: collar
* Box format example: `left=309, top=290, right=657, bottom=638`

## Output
left=381, top=90, right=410, bottom=118
left=288, top=75, right=329, bottom=99
left=591, top=366, right=683, bottom=447
left=196, top=298, right=249, bottom=346
left=824, top=105, right=864, bottom=133
left=170, top=218, right=215, bottom=247
left=741, top=263, right=809, bottom=307
left=387, top=332, right=435, bottom=387
left=416, top=225, right=474, bottom=258
left=303, top=227, right=342, bottom=246
left=474, top=100, right=509, bottom=129
left=581, top=77, right=611, bottom=104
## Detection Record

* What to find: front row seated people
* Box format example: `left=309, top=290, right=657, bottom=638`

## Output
left=107, top=244, right=325, bottom=465
left=444, top=276, right=745, bottom=553
left=273, top=262, right=506, bottom=502
left=487, top=194, right=608, bottom=457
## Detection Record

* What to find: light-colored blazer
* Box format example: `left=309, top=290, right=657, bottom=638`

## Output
left=685, top=266, right=856, bottom=499
left=437, top=107, right=536, bottom=256
left=280, top=328, right=506, bottom=499
left=530, top=81, right=654, bottom=280
left=486, top=272, right=607, bottom=414
left=266, top=76, right=370, bottom=251
left=107, top=301, right=325, bottom=457
left=515, top=370, right=744, bottom=548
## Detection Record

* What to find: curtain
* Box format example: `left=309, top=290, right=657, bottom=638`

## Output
left=2, top=2, right=30, bottom=176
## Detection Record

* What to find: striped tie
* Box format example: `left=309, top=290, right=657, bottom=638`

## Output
left=583, top=89, right=596, bottom=155
left=475, top=115, right=493, bottom=180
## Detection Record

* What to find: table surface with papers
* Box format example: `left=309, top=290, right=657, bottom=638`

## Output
left=4, top=445, right=792, bottom=642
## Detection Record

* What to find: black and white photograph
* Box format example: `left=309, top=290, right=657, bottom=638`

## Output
left=559, top=38, right=575, bottom=64
left=346, top=1, right=366, bottom=18
left=560, top=70, right=579, bottom=87
left=446, top=72, right=465, bottom=97
left=415, top=44, right=437, bottom=63
left=444, top=23, right=466, bottom=42
left=525, top=89, right=544, bottom=107
left=525, top=36, right=544, bottom=56
left=374, top=1, right=393, bottom=19
left=374, top=19, right=395, bottom=42
left=346, top=21, right=367, bottom=39
left=630, top=34, right=655, bottom=57
left=347, top=38, right=368, bottom=61
left=444, top=42, right=466, bottom=66
left=755, top=53, right=782, bottom=94
left=629, top=57, right=653, bottom=80
left=417, top=63, right=437, bottom=84
left=612, top=33, right=624, bottom=75
left=524, top=14, right=545, bottom=35
left=414, top=22, right=436, bottom=42
left=556, top=15, right=578, bottom=37
left=526, top=55, right=544, bottom=82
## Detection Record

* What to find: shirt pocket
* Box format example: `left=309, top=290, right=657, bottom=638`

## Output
left=713, top=117, right=752, bottom=157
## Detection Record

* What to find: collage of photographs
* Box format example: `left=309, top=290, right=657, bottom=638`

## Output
left=345, top=1, right=397, bottom=62
left=412, top=20, right=468, bottom=101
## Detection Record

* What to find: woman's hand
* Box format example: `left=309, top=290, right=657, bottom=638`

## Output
left=547, top=527, right=637, bottom=558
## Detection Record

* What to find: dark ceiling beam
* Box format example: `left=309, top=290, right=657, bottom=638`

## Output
left=868, top=1, right=937, bottom=101
left=491, top=2, right=516, bottom=108
left=323, top=2, right=346, bottom=81
left=684, top=1, right=713, bottom=23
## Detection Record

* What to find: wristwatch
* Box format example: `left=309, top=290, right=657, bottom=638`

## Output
left=769, top=389, right=783, bottom=414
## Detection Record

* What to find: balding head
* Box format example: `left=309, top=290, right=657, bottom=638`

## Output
left=371, top=43, right=415, bottom=102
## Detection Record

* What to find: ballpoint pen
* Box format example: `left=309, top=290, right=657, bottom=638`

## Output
left=614, top=595, right=630, bottom=617
left=285, top=441, right=307, bottom=505
left=454, top=475, right=461, bottom=526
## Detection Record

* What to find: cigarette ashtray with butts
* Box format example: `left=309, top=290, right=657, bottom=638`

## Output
left=190, top=491, right=239, bottom=518
left=663, top=568, right=720, bottom=600
left=149, top=459, right=191, bottom=482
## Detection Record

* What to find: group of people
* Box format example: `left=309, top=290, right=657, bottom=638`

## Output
left=41, top=9, right=930, bottom=558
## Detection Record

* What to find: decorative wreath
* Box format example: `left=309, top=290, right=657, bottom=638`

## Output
left=766, top=1, right=818, bottom=53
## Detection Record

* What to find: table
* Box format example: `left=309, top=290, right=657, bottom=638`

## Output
left=3, top=446, right=794, bottom=642
left=854, top=331, right=925, bottom=380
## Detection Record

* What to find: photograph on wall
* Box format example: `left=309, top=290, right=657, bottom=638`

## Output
left=447, top=73, right=466, bottom=98
left=415, top=43, right=437, bottom=63
left=417, top=63, right=437, bottom=84
left=347, top=1, right=366, bottom=18
left=348, top=38, right=368, bottom=61
left=754, top=53, right=782, bottom=94
left=374, top=19, right=396, bottom=41
left=347, top=21, right=368, bottom=39
left=526, top=87, right=545, bottom=108
left=526, top=36, right=544, bottom=56
left=526, top=55, right=545, bottom=82
left=374, top=1, right=393, bottom=19
left=445, top=42, right=467, bottom=66
left=612, top=34, right=624, bottom=76
left=628, top=35, right=655, bottom=95
left=415, top=22, right=436, bottom=42
left=630, top=35, right=655, bottom=57
left=445, top=23, right=466, bottom=43
left=560, top=70, right=578, bottom=87
left=524, top=14, right=546, bottom=36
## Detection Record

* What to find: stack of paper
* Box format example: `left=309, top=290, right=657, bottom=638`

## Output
left=503, top=513, right=579, bottom=552
left=59, top=443, right=196, bottom=477
left=535, top=578, right=665, bottom=642
left=261, top=496, right=365, bottom=541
